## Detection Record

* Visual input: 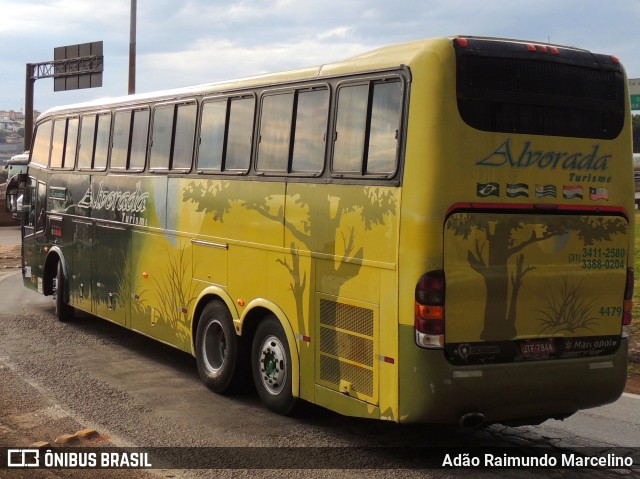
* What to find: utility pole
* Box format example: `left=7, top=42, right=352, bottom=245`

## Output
left=129, top=0, right=137, bottom=95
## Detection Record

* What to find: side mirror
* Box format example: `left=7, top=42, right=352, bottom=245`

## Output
left=4, top=172, right=27, bottom=213
left=5, top=192, right=17, bottom=213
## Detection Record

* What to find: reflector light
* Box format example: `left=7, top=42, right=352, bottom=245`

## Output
left=456, top=38, right=468, bottom=47
left=526, top=44, right=536, bottom=52
left=549, top=47, right=560, bottom=55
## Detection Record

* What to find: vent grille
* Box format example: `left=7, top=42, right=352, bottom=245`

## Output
left=319, top=299, right=373, bottom=336
left=320, top=355, right=374, bottom=397
left=318, top=298, right=376, bottom=402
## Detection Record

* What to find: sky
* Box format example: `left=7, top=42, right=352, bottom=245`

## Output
left=0, top=0, right=639, bottom=113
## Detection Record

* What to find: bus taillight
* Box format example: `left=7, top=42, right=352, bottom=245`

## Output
left=415, top=270, right=445, bottom=349
left=622, top=268, right=634, bottom=338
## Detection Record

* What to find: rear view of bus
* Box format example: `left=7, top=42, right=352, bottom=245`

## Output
left=402, top=37, right=633, bottom=425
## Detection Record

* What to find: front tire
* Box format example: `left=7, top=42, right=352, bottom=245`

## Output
left=55, top=261, right=74, bottom=322
left=251, top=316, right=296, bottom=415
left=195, top=301, right=243, bottom=393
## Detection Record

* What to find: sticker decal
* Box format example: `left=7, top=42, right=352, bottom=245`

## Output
left=477, top=183, right=499, bottom=198
left=563, top=185, right=584, bottom=200
left=589, top=187, right=609, bottom=201
left=506, top=183, right=529, bottom=198
left=535, top=184, right=557, bottom=198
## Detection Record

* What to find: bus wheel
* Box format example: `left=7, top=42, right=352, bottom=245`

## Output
left=195, top=301, right=242, bottom=393
left=251, top=315, right=296, bottom=415
left=55, top=261, right=74, bottom=322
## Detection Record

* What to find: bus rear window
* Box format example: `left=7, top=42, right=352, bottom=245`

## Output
left=455, top=39, right=625, bottom=139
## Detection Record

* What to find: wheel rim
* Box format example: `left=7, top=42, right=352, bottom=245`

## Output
left=258, top=335, right=287, bottom=396
left=202, top=320, right=226, bottom=373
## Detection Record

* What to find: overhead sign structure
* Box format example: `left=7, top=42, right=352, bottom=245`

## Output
left=630, top=78, right=640, bottom=111
left=24, top=41, right=104, bottom=149
left=53, top=41, right=104, bottom=92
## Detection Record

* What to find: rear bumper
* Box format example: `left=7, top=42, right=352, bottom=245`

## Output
left=398, top=335, right=627, bottom=425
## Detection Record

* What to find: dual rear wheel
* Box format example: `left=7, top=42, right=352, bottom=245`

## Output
left=195, top=304, right=296, bottom=415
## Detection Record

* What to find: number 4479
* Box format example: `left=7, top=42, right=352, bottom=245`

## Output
left=599, top=306, right=622, bottom=317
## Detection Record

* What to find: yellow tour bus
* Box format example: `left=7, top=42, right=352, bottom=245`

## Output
left=5, top=36, right=634, bottom=427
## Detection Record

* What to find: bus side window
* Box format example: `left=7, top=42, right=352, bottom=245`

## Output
left=172, top=103, right=196, bottom=171
left=31, top=120, right=53, bottom=167
left=111, top=110, right=132, bottom=170
left=367, top=81, right=402, bottom=175
left=50, top=119, right=66, bottom=169
left=291, top=88, right=329, bottom=174
left=64, top=117, right=79, bottom=169
left=93, top=113, right=111, bottom=170
left=198, top=100, right=226, bottom=171
left=257, top=92, right=294, bottom=173
left=78, top=114, right=96, bottom=170
left=224, top=97, right=255, bottom=172
left=333, top=84, right=368, bottom=174
left=333, top=79, right=402, bottom=177
left=150, top=106, right=174, bottom=171
left=129, top=109, right=149, bottom=171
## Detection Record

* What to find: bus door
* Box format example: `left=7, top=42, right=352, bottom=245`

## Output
left=93, top=222, right=129, bottom=327
left=21, top=178, right=48, bottom=293
left=70, top=217, right=93, bottom=313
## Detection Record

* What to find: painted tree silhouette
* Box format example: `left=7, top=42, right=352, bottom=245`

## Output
left=183, top=180, right=397, bottom=330
left=446, top=214, right=627, bottom=341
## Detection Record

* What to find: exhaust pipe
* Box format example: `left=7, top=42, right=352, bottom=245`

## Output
left=459, top=412, right=486, bottom=429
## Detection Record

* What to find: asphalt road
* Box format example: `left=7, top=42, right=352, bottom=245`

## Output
left=0, top=226, right=638, bottom=478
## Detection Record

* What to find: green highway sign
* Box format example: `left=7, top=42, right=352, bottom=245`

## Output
left=631, top=78, right=640, bottom=111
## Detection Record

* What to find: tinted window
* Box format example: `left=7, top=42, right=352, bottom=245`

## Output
left=258, top=93, right=294, bottom=172
left=78, top=115, right=96, bottom=169
left=225, top=97, right=255, bottom=171
left=129, top=109, right=149, bottom=171
left=198, top=101, right=226, bottom=171
left=150, top=106, right=173, bottom=170
left=333, top=80, right=402, bottom=176
left=111, top=111, right=131, bottom=170
left=455, top=41, right=625, bottom=139
left=31, top=120, right=52, bottom=167
left=63, top=117, right=78, bottom=169
left=50, top=119, right=66, bottom=169
left=172, top=103, right=196, bottom=170
left=367, top=82, right=401, bottom=174
left=291, top=89, right=329, bottom=173
left=333, top=85, right=368, bottom=173
left=92, top=113, right=111, bottom=170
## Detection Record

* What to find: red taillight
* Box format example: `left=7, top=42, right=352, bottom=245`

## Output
left=456, top=38, right=468, bottom=48
left=623, top=268, right=634, bottom=336
left=415, top=270, right=445, bottom=349
left=526, top=43, right=561, bottom=55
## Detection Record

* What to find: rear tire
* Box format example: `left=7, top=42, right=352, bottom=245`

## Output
left=55, top=261, right=74, bottom=322
left=195, top=301, right=244, bottom=393
left=251, top=315, right=296, bottom=415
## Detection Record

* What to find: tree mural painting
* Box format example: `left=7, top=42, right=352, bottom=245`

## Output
left=182, top=179, right=398, bottom=332
left=445, top=214, right=628, bottom=341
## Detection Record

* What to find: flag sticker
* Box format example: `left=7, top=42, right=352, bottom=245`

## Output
left=563, top=185, right=584, bottom=200
left=477, top=183, right=499, bottom=198
left=506, top=183, right=529, bottom=198
left=535, top=184, right=557, bottom=198
left=589, top=187, right=609, bottom=201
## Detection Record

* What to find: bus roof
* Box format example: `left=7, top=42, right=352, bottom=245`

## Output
left=38, top=35, right=598, bottom=121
